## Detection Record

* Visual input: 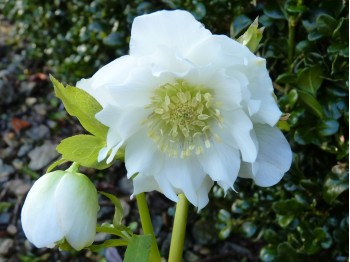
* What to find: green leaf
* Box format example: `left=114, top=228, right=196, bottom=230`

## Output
left=323, top=171, right=348, bottom=204
left=260, top=246, right=277, bottom=262
left=88, top=239, right=128, bottom=252
left=304, top=227, right=332, bottom=254
left=240, top=221, right=257, bottom=238
left=297, top=90, right=324, bottom=119
left=99, top=191, right=124, bottom=227
left=316, top=14, right=338, bottom=37
left=277, top=242, right=298, bottom=261
left=277, top=214, right=294, bottom=228
left=50, top=75, right=108, bottom=138
left=237, top=17, right=264, bottom=52
left=56, top=135, right=111, bottom=170
left=96, top=224, right=131, bottom=239
left=124, top=235, right=153, bottom=262
left=317, top=120, right=339, bottom=136
left=272, top=199, right=307, bottom=216
left=297, top=66, right=324, bottom=95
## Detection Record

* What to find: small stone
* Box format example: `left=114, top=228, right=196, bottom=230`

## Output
left=3, top=132, right=18, bottom=147
left=105, top=247, right=123, bottom=262
left=33, top=104, right=47, bottom=115
left=0, top=159, right=14, bottom=179
left=7, top=179, right=31, bottom=196
left=25, top=125, right=50, bottom=141
left=17, top=143, right=33, bottom=157
left=0, top=213, right=11, bottom=225
left=6, top=225, right=17, bottom=235
left=28, top=141, right=59, bottom=170
left=94, top=232, right=109, bottom=242
left=0, top=238, right=13, bottom=256
left=12, top=159, right=23, bottom=170
left=25, top=97, right=37, bottom=106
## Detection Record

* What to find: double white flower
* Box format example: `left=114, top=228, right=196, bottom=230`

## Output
left=77, top=10, right=292, bottom=209
left=21, top=168, right=99, bottom=250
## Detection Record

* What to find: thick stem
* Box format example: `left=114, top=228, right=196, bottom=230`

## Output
left=168, top=194, right=189, bottom=262
left=135, top=193, right=161, bottom=262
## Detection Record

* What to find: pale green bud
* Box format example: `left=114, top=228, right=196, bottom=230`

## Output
left=21, top=163, right=99, bottom=251
left=237, top=17, right=264, bottom=52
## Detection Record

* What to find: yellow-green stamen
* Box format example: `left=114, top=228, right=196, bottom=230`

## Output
left=145, top=80, right=222, bottom=158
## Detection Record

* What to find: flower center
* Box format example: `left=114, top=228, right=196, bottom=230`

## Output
left=145, top=81, right=223, bottom=158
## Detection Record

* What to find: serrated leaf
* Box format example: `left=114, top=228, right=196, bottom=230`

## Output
left=237, top=17, right=264, bottom=52
left=50, top=75, right=108, bottom=138
left=297, top=66, right=324, bottom=95
left=124, top=235, right=153, bottom=262
left=56, top=135, right=111, bottom=170
left=99, top=191, right=124, bottom=227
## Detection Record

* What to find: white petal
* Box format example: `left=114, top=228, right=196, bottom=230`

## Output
left=76, top=55, right=137, bottom=107
left=198, top=143, right=240, bottom=192
left=224, top=109, right=258, bottom=162
left=21, top=171, right=65, bottom=248
left=154, top=174, right=179, bottom=202
left=196, top=176, right=214, bottom=210
left=239, top=125, right=292, bottom=187
left=107, top=66, right=168, bottom=107
left=163, top=157, right=206, bottom=207
left=187, top=34, right=256, bottom=67
left=125, top=130, right=163, bottom=178
left=55, top=172, right=99, bottom=250
left=132, top=174, right=160, bottom=195
left=130, top=10, right=211, bottom=57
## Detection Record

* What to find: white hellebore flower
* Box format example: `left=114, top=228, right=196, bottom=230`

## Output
left=21, top=165, right=99, bottom=250
left=77, top=10, right=292, bottom=209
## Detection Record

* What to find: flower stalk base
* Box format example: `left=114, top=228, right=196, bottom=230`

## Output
left=168, top=194, right=189, bottom=262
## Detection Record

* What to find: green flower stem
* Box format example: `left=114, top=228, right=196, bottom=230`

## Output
left=288, top=16, right=296, bottom=67
left=168, top=194, right=189, bottom=262
left=135, top=193, right=161, bottom=262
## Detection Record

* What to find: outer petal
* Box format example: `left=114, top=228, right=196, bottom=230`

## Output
left=162, top=157, right=206, bottom=207
left=55, top=172, right=99, bottom=250
left=130, top=10, right=211, bottom=57
left=239, top=125, right=292, bottom=186
left=198, top=143, right=240, bottom=192
left=223, top=109, right=258, bottom=162
left=76, top=55, right=137, bottom=107
left=196, top=176, right=214, bottom=210
left=21, top=171, right=65, bottom=248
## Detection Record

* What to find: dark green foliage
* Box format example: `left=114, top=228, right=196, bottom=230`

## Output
left=2, top=0, right=348, bottom=260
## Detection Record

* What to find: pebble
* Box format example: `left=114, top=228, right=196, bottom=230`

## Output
left=0, top=239, right=13, bottom=256
left=33, top=104, right=47, bottom=115
left=0, top=159, right=14, bottom=179
left=6, top=224, right=17, bottom=235
left=7, top=179, right=31, bottom=196
left=17, top=143, right=33, bottom=157
left=28, top=141, right=59, bottom=170
left=192, top=220, right=218, bottom=245
left=105, top=247, right=123, bottom=262
left=25, top=97, right=37, bottom=106
left=25, top=124, right=50, bottom=141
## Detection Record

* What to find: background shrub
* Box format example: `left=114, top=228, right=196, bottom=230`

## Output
left=2, top=0, right=348, bottom=261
